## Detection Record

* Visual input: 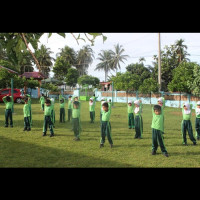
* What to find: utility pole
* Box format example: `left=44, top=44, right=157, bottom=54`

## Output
left=158, top=33, right=161, bottom=92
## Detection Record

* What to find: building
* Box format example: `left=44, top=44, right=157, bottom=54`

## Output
left=99, top=81, right=112, bottom=91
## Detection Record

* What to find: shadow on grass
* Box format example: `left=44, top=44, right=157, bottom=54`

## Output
left=0, top=135, right=134, bottom=168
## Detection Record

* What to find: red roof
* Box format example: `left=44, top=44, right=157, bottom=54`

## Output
left=100, top=81, right=111, bottom=85
left=0, top=66, right=18, bottom=74
left=21, top=72, right=47, bottom=79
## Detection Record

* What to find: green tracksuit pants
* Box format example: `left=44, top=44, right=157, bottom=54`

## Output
left=72, top=118, right=80, bottom=139
left=100, top=121, right=113, bottom=145
left=152, top=128, right=167, bottom=153
left=100, top=112, right=102, bottom=125
left=24, top=117, right=30, bottom=129
left=41, top=104, right=44, bottom=111
left=43, top=116, right=54, bottom=134
left=60, top=108, right=65, bottom=122
left=68, top=109, right=72, bottom=121
left=181, top=120, right=196, bottom=144
left=195, top=118, right=200, bottom=139
left=51, top=109, right=55, bottom=125
left=90, top=111, right=95, bottom=123
left=134, top=115, right=143, bottom=138
left=5, top=109, right=13, bottom=127
left=128, top=113, right=135, bottom=128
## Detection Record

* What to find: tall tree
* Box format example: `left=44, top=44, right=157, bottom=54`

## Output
left=76, top=45, right=94, bottom=76
left=110, top=43, right=129, bottom=75
left=35, top=44, right=54, bottom=77
left=95, top=50, right=114, bottom=82
left=56, top=45, right=76, bottom=66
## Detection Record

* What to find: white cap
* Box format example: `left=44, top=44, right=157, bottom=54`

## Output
left=90, top=98, right=93, bottom=101
left=50, top=98, right=55, bottom=103
left=134, top=100, right=140, bottom=105
left=158, top=97, right=163, bottom=103
left=128, top=101, right=132, bottom=104
left=183, top=102, right=190, bottom=110
left=197, top=101, right=200, bottom=105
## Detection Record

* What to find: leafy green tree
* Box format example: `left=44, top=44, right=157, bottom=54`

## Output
left=112, top=72, right=141, bottom=102
left=64, top=68, right=79, bottom=87
left=52, top=56, right=71, bottom=81
left=56, top=46, right=76, bottom=66
left=78, top=75, right=100, bottom=87
left=188, top=63, right=200, bottom=97
left=126, top=62, right=151, bottom=83
left=139, top=78, right=159, bottom=104
left=168, top=62, right=195, bottom=93
left=95, top=50, right=114, bottom=82
left=0, top=68, right=16, bottom=88
left=110, top=43, right=129, bottom=75
left=27, top=77, right=40, bottom=96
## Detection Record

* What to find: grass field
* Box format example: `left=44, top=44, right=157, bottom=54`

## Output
left=0, top=99, right=200, bottom=168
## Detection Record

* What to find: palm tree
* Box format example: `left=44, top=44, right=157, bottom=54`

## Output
left=174, top=39, right=190, bottom=63
left=95, top=50, right=114, bottom=82
left=76, top=45, right=94, bottom=76
left=56, top=45, right=77, bottom=66
left=35, top=45, right=55, bottom=77
left=139, top=57, right=146, bottom=63
left=110, top=43, right=129, bottom=75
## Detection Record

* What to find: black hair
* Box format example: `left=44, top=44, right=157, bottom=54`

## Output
left=69, top=95, right=72, bottom=98
left=6, top=96, right=11, bottom=102
left=93, top=94, right=95, bottom=97
left=102, top=102, right=109, bottom=108
left=41, top=93, right=44, bottom=96
left=73, top=101, right=79, bottom=107
left=60, top=98, right=64, bottom=103
left=153, top=104, right=161, bottom=111
left=45, top=99, right=51, bottom=104
left=24, top=97, right=28, bottom=102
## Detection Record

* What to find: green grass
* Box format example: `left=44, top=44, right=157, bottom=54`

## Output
left=0, top=100, right=200, bottom=168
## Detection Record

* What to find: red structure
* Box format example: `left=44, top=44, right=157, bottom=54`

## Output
left=99, top=81, right=112, bottom=91
left=21, top=72, right=47, bottom=97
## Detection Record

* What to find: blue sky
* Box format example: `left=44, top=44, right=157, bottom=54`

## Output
left=38, top=33, right=200, bottom=81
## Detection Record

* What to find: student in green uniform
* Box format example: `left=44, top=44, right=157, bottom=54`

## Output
left=134, top=100, right=143, bottom=139
left=3, top=95, right=14, bottom=127
left=59, top=93, right=63, bottom=101
left=72, top=100, right=81, bottom=141
left=23, top=97, right=31, bottom=131
left=181, top=102, right=197, bottom=145
left=89, top=98, right=95, bottom=123
left=195, top=101, right=200, bottom=140
left=50, top=98, right=55, bottom=128
left=100, top=98, right=106, bottom=125
left=67, top=95, right=72, bottom=122
left=43, top=99, right=54, bottom=137
left=151, top=105, right=169, bottom=157
left=59, top=97, right=66, bottom=123
left=26, top=94, right=32, bottom=126
left=158, top=97, right=165, bottom=134
left=100, top=102, right=113, bottom=148
left=39, top=93, right=45, bottom=111
left=127, top=100, right=134, bottom=129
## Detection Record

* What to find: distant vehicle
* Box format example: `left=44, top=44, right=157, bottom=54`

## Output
left=0, top=88, right=23, bottom=103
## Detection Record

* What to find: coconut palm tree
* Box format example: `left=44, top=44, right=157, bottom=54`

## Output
left=174, top=39, right=190, bottom=63
left=76, top=45, right=94, bottom=76
left=95, top=50, right=114, bottom=82
left=56, top=45, right=77, bottom=66
left=110, top=43, right=129, bottom=75
left=35, top=45, right=55, bottom=77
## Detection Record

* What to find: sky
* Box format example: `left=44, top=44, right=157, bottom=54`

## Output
left=38, top=32, right=200, bottom=81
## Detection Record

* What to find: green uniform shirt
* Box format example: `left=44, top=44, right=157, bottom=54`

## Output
left=89, top=101, right=95, bottom=112
left=151, top=106, right=164, bottom=132
left=60, top=98, right=66, bottom=108
left=40, top=96, right=45, bottom=104
left=23, top=104, right=30, bottom=117
left=72, top=108, right=80, bottom=118
left=50, top=99, right=55, bottom=110
left=68, top=99, right=72, bottom=109
left=102, top=104, right=111, bottom=121
left=44, top=105, right=52, bottom=116
left=59, top=94, right=63, bottom=101
left=3, top=96, right=13, bottom=109
left=127, top=104, right=134, bottom=113
left=196, top=106, right=200, bottom=118
left=182, top=104, right=192, bottom=120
